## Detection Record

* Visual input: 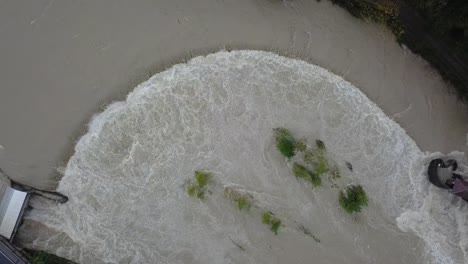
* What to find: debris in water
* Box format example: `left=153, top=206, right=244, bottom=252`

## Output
left=298, top=224, right=320, bottom=243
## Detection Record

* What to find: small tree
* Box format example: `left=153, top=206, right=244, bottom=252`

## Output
left=339, top=185, right=368, bottom=214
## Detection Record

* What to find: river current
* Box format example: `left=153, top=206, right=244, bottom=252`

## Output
left=19, top=51, right=468, bottom=264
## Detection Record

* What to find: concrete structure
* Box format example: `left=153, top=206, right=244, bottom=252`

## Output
left=0, top=187, right=29, bottom=241
left=0, top=236, right=29, bottom=264
left=0, top=187, right=30, bottom=263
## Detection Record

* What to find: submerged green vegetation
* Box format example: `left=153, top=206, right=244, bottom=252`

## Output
left=339, top=184, right=369, bottom=214
left=274, top=128, right=296, bottom=159
left=295, top=140, right=307, bottom=152
left=329, top=166, right=341, bottom=188
left=236, top=197, right=251, bottom=211
left=224, top=186, right=254, bottom=212
left=314, top=158, right=328, bottom=175
left=272, top=128, right=369, bottom=216
left=184, top=127, right=369, bottom=245
left=293, top=163, right=322, bottom=187
left=262, top=212, right=282, bottom=235
left=315, top=139, right=326, bottom=151
left=187, top=171, right=213, bottom=199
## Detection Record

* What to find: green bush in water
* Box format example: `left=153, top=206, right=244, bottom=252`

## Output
left=262, top=212, right=282, bottom=235
left=195, top=171, right=212, bottom=188
left=271, top=219, right=282, bottom=235
left=262, top=212, right=272, bottom=224
left=274, top=128, right=296, bottom=159
left=339, top=185, right=368, bottom=214
left=315, top=158, right=328, bottom=175
left=293, top=163, right=321, bottom=187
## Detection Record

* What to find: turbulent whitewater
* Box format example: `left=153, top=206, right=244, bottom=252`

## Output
left=20, top=51, right=468, bottom=264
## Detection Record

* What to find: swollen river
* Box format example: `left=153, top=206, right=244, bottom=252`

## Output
left=19, top=51, right=468, bottom=263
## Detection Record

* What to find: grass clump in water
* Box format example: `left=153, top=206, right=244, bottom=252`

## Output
left=187, top=171, right=213, bottom=200
left=262, top=212, right=282, bottom=235
left=295, top=140, right=307, bottom=152
left=304, top=150, right=315, bottom=164
left=315, top=139, right=326, bottom=151
left=339, top=184, right=369, bottom=214
left=187, top=185, right=197, bottom=197
left=274, top=128, right=296, bottom=159
left=262, top=212, right=272, bottom=224
left=328, top=166, right=341, bottom=188
left=330, top=166, right=341, bottom=180
left=293, top=163, right=321, bottom=187
left=271, top=219, right=282, bottom=235
left=315, top=157, right=328, bottom=175
left=236, top=198, right=251, bottom=211
left=195, top=171, right=212, bottom=188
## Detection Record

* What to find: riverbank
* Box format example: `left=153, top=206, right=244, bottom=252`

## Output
left=329, top=0, right=468, bottom=102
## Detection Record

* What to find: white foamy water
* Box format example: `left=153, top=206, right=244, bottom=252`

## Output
left=20, top=51, right=467, bottom=263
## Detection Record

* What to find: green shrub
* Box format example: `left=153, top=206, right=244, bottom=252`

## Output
left=293, top=163, right=321, bottom=187
left=339, top=185, right=368, bottom=214
left=274, top=128, right=296, bottom=159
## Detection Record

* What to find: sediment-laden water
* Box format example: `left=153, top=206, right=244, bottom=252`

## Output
left=19, top=51, right=467, bottom=264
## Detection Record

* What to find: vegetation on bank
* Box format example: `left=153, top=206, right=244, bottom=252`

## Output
left=406, top=0, right=468, bottom=51
left=328, top=0, right=468, bottom=102
left=24, top=249, right=75, bottom=264
left=339, top=184, right=369, bottom=214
